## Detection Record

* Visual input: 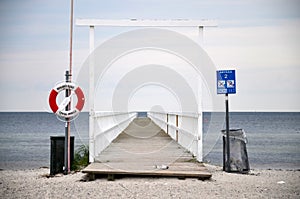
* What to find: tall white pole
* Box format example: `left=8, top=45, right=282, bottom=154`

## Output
left=197, top=26, right=203, bottom=162
left=89, top=25, right=95, bottom=162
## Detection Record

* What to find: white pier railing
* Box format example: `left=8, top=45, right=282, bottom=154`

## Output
left=148, top=111, right=203, bottom=162
left=89, top=111, right=203, bottom=162
left=89, top=111, right=137, bottom=162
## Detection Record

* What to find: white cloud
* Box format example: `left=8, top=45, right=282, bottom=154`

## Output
left=0, top=49, right=89, bottom=111
left=205, top=19, right=300, bottom=69
left=1, top=0, right=300, bottom=111
left=203, top=20, right=300, bottom=111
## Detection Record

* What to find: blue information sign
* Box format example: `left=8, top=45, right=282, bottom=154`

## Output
left=217, top=70, right=236, bottom=94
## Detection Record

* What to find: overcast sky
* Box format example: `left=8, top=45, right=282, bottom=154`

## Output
left=0, top=0, right=299, bottom=112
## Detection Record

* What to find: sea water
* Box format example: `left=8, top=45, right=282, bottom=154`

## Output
left=0, top=112, right=299, bottom=170
left=204, top=112, right=300, bottom=169
left=0, top=112, right=89, bottom=170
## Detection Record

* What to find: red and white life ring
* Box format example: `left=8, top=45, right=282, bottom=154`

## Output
left=49, top=82, right=85, bottom=118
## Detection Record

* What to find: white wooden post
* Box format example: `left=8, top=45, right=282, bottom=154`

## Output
left=197, top=83, right=203, bottom=162
left=198, top=26, right=204, bottom=46
left=89, top=25, right=95, bottom=162
left=197, top=26, right=203, bottom=162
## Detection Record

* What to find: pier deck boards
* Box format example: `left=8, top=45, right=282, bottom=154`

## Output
left=83, top=118, right=211, bottom=180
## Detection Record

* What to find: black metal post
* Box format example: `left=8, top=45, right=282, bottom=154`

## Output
left=225, top=93, right=231, bottom=172
left=223, top=135, right=225, bottom=171
left=64, top=70, right=71, bottom=174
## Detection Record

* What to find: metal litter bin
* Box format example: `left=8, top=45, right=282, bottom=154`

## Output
left=50, top=136, right=74, bottom=175
left=222, top=129, right=250, bottom=173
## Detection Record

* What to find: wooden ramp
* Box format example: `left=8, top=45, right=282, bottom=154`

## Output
left=83, top=118, right=212, bottom=180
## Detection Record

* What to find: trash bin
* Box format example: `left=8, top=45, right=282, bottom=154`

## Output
left=222, top=129, right=250, bottom=173
left=50, top=136, right=74, bottom=175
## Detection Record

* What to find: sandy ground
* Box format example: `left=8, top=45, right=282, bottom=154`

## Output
left=0, top=164, right=299, bottom=199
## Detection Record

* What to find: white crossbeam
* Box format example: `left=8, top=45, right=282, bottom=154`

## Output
left=76, top=19, right=217, bottom=27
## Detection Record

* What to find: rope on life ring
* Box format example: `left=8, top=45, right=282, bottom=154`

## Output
left=48, top=82, right=85, bottom=118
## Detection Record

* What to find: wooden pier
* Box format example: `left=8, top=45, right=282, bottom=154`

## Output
left=83, top=118, right=212, bottom=180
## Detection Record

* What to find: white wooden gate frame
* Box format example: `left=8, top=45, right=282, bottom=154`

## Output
left=76, top=19, right=217, bottom=162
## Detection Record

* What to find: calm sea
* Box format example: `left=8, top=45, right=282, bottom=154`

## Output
left=0, top=112, right=299, bottom=170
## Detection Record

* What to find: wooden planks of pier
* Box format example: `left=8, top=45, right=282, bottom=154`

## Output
left=82, top=117, right=212, bottom=180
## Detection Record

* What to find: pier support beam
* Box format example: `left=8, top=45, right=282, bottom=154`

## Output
left=89, top=25, right=95, bottom=162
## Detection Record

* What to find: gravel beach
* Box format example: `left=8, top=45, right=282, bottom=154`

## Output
left=1, top=164, right=299, bottom=199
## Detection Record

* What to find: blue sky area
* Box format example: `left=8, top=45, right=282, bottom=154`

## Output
left=0, top=0, right=299, bottom=112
